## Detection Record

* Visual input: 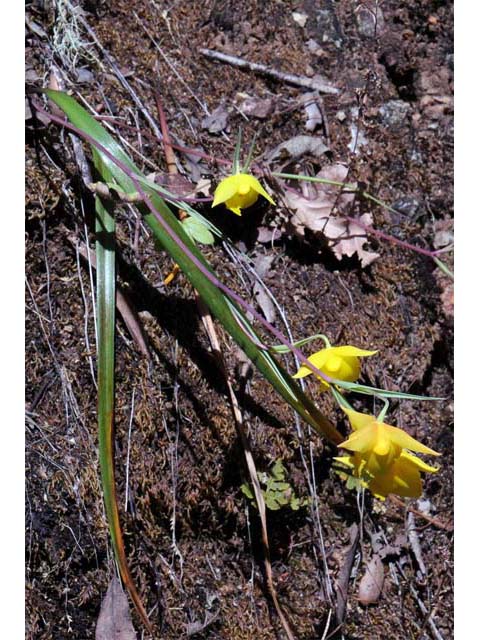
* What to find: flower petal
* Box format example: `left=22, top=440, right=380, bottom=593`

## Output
left=242, top=174, right=276, bottom=205
left=400, top=451, right=440, bottom=473
left=386, top=425, right=440, bottom=456
left=292, top=349, right=329, bottom=379
left=212, top=175, right=240, bottom=208
left=338, top=423, right=378, bottom=453
left=324, top=354, right=343, bottom=373
left=342, top=407, right=375, bottom=431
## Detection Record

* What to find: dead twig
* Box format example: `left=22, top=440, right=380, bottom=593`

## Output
left=199, top=299, right=295, bottom=640
left=390, top=496, right=452, bottom=532
left=407, top=512, right=427, bottom=577
left=334, top=523, right=360, bottom=627
left=66, top=0, right=162, bottom=140
left=199, top=48, right=339, bottom=95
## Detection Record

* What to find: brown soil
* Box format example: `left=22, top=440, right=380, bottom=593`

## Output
left=26, top=1, right=453, bottom=638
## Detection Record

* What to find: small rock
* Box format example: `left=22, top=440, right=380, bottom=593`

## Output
left=303, top=93, right=323, bottom=130
left=348, top=124, right=368, bottom=154
left=379, top=100, right=411, bottom=128
left=305, top=38, right=322, bottom=55
left=238, top=95, right=274, bottom=119
left=25, top=68, right=40, bottom=83
left=311, top=8, right=343, bottom=47
left=416, top=498, right=432, bottom=515
left=392, top=197, right=422, bottom=220
left=433, top=219, right=454, bottom=248
left=74, top=67, right=95, bottom=84
left=292, top=11, right=308, bottom=28
left=355, top=4, right=385, bottom=38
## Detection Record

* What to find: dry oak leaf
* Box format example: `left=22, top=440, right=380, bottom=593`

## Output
left=284, top=164, right=380, bottom=267
left=95, top=576, right=137, bottom=640
left=358, top=554, right=385, bottom=605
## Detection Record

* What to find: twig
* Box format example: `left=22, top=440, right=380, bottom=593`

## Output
left=394, top=559, right=445, bottom=640
left=334, top=523, right=360, bottom=626
left=200, top=301, right=295, bottom=640
left=389, top=496, right=452, bottom=531
left=124, top=387, right=136, bottom=512
left=407, top=512, right=427, bottom=577
left=221, top=242, right=336, bottom=605
left=199, top=48, right=339, bottom=95
left=134, top=13, right=210, bottom=116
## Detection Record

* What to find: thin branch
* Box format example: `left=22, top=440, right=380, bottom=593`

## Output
left=199, top=48, right=339, bottom=95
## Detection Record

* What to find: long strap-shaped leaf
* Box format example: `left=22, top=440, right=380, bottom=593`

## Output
left=94, top=173, right=153, bottom=632
left=46, top=89, right=341, bottom=443
left=45, top=90, right=343, bottom=633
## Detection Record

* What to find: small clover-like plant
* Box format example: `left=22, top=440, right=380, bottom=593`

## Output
left=241, top=459, right=310, bottom=512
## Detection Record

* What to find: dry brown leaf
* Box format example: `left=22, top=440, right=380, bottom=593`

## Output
left=257, top=226, right=283, bottom=244
left=147, top=172, right=194, bottom=198
left=284, top=164, right=380, bottom=267
left=252, top=255, right=276, bottom=323
left=358, top=555, right=385, bottom=605
left=267, top=135, right=329, bottom=163
left=236, top=93, right=275, bottom=119
left=193, top=178, right=212, bottom=197
left=95, top=576, right=137, bottom=640
left=201, top=103, right=229, bottom=133
left=303, top=93, right=323, bottom=131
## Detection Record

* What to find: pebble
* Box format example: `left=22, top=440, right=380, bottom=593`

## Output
left=355, top=5, right=385, bottom=38
left=379, top=100, right=411, bottom=128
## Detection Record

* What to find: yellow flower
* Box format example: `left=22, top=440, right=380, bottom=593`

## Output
left=212, top=173, right=275, bottom=216
left=368, top=451, right=439, bottom=500
left=334, top=450, right=439, bottom=500
left=292, top=345, right=377, bottom=391
left=339, top=407, right=440, bottom=476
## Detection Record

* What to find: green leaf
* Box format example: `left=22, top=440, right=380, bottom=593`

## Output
left=265, top=496, right=281, bottom=511
left=334, top=379, right=443, bottom=401
left=290, top=497, right=300, bottom=510
left=241, top=483, right=254, bottom=500
left=182, top=216, right=215, bottom=245
left=270, top=482, right=291, bottom=492
left=46, top=89, right=343, bottom=448
left=269, top=334, right=330, bottom=354
left=271, top=459, right=286, bottom=480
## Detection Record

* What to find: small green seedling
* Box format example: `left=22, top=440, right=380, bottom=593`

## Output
left=241, top=459, right=310, bottom=511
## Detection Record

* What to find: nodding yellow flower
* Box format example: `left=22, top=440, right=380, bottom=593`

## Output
left=368, top=451, right=439, bottom=499
left=335, top=407, right=440, bottom=499
left=339, top=407, right=440, bottom=476
left=212, top=173, right=275, bottom=216
left=334, top=450, right=439, bottom=500
left=292, top=345, right=377, bottom=391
